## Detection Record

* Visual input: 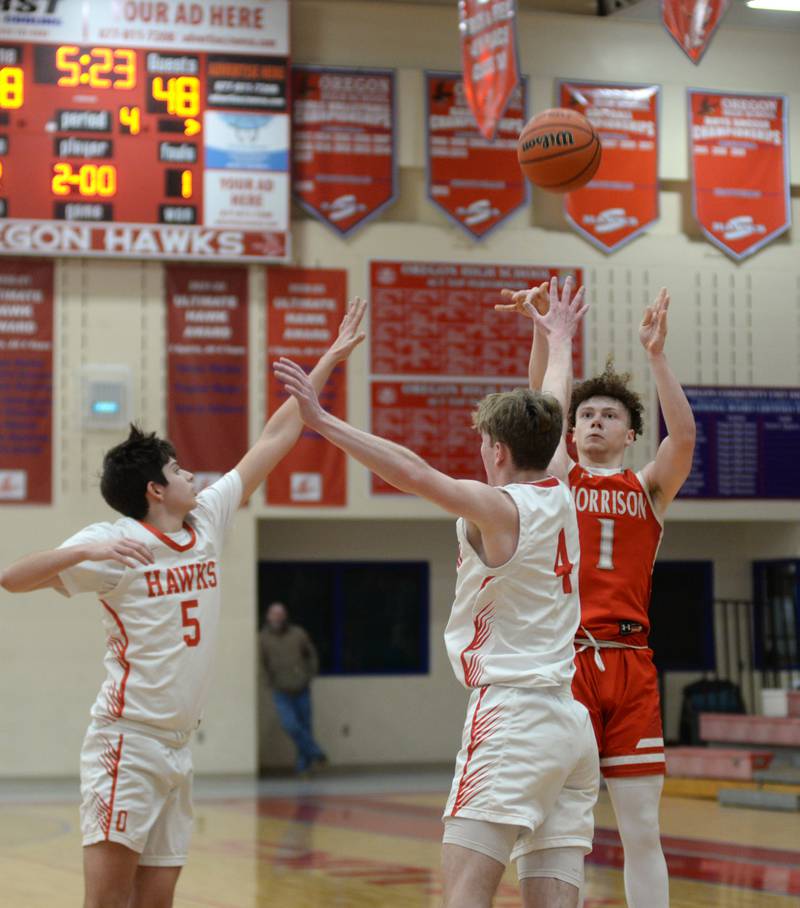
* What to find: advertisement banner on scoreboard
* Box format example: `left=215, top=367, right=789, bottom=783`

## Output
left=458, top=0, right=520, bottom=141
left=292, top=66, right=397, bottom=237
left=688, top=90, right=791, bottom=261
left=426, top=72, right=528, bottom=240
left=369, top=259, right=583, bottom=494
left=559, top=81, right=660, bottom=253
left=661, top=0, right=730, bottom=64
left=0, top=258, right=53, bottom=505
left=166, top=265, right=248, bottom=488
left=660, top=387, right=800, bottom=500
left=0, top=1, right=289, bottom=55
left=266, top=268, right=347, bottom=507
left=0, top=9, right=290, bottom=262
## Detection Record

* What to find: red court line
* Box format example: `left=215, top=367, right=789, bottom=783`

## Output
left=234, top=793, right=800, bottom=896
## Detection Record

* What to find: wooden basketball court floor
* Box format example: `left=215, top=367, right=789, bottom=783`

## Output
left=1, top=771, right=798, bottom=907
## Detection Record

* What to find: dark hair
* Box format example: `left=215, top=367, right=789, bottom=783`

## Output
left=473, top=388, right=562, bottom=470
left=569, top=359, right=644, bottom=437
left=100, top=424, right=176, bottom=519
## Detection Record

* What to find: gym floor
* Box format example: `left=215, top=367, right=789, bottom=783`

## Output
left=2, top=771, right=798, bottom=907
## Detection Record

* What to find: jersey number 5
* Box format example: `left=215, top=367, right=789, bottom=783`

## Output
left=554, top=529, right=574, bottom=594
left=181, top=599, right=201, bottom=647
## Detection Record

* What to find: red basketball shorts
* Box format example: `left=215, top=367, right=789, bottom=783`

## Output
left=571, top=646, right=665, bottom=778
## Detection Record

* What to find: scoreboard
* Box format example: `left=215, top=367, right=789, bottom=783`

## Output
left=0, top=1, right=289, bottom=262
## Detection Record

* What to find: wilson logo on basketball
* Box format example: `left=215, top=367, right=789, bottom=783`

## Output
left=521, top=130, right=575, bottom=152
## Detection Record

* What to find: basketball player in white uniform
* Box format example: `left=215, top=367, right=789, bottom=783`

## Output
left=0, top=300, right=366, bottom=908
left=274, top=345, right=599, bottom=908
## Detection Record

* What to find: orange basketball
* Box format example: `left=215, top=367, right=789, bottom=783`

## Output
left=517, top=108, right=601, bottom=193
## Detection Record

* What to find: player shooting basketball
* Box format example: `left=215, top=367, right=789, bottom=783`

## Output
left=0, top=300, right=366, bottom=908
left=497, top=277, right=696, bottom=908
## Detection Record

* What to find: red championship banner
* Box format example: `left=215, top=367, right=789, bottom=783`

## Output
left=426, top=72, right=528, bottom=240
left=266, top=268, right=347, bottom=506
left=292, top=66, right=397, bottom=237
left=166, top=266, right=248, bottom=490
left=689, top=90, right=791, bottom=261
left=0, top=259, right=53, bottom=504
left=458, top=0, right=520, bottom=141
left=369, top=260, right=583, bottom=494
left=662, top=0, right=730, bottom=64
left=559, top=81, right=660, bottom=253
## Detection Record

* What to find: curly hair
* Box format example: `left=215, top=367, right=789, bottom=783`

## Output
left=569, top=359, right=644, bottom=437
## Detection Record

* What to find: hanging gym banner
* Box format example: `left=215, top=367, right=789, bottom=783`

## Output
left=292, top=66, right=397, bottom=236
left=166, top=266, right=249, bottom=491
left=266, top=267, right=347, bottom=506
left=458, top=0, right=520, bottom=141
left=661, top=0, right=730, bottom=64
left=426, top=72, right=527, bottom=240
left=369, top=259, right=583, bottom=495
left=0, top=258, right=53, bottom=505
left=689, top=90, right=791, bottom=261
left=559, top=81, right=660, bottom=253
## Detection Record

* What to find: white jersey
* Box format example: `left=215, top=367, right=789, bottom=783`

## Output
left=58, top=470, right=242, bottom=734
left=445, top=478, right=581, bottom=690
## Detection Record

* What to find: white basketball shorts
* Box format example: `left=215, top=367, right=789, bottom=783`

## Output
left=80, top=721, right=194, bottom=866
left=443, top=684, right=599, bottom=857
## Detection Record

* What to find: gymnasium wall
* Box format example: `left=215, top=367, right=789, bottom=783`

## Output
left=1, top=1, right=799, bottom=776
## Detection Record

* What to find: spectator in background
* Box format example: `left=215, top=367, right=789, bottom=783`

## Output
left=260, top=601, right=327, bottom=775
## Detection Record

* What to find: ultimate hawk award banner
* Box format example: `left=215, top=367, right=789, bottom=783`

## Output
left=458, top=0, right=520, bottom=140
left=292, top=66, right=397, bottom=237
left=166, top=266, right=249, bottom=490
left=689, top=91, right=791, bottom=261
left=0, top=258, right=53, bottom=505
left=266, top=268, right=347, bottom=506
left=426, top=72, right=527, bottom=240
left=662, top=0, right=730, bottom=64
left=559, top=81, right=660, bottom=253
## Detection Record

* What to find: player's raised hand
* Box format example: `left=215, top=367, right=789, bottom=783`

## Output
left=84, top=539, right=154, bottom=568
left=273, top=357, right=325, bottom=428
left=327, top=296, right=367, bottom=362
left=640, top=287, right=669, bottom=356
left=494, top=281, right=549, bottom=319
left=526, top=276, right=588, bottom=342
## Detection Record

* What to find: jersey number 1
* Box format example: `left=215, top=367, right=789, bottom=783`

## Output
left=181, top=599, right=201, bottom=647
left=554, top=529, right=574, bottom=594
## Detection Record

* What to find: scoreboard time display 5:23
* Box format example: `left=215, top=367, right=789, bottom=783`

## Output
left=0, top=37, right=289, bottom=261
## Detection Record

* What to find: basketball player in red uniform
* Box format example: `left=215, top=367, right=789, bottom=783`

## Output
left=498, top=277, right=695, bottom=908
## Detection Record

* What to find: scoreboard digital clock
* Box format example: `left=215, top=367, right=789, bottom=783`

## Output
left=0, top=37, right=289, bottom=261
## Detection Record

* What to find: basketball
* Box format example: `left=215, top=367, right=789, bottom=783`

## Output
left=517, top=108, right=602, bottom=193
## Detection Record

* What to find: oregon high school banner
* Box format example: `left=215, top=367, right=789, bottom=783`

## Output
left=0, top=259, right=53, bottom=504
left=266, top=268, right=347, bottom=506
left=662, top=0, right=730, bottom=64
left=426, top=72, right=527, bottom=240
left=689, top=90, right=791, bottom=260
left=458, top=0, right=520, bottom=141
left=166, top=266, right=249, bottom=490
left=559, top=81, right=660, bottom=253
left=369, top=260, right=583, bottom=494
left=292, top=66, right=397, bottom=236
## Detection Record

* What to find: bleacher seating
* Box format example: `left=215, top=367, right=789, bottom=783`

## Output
left=699, top=712, right=800, bottom=747
left=665, top=747, right=773, bottom=781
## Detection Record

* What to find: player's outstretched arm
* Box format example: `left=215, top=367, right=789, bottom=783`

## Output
left=0, top=539, right=153, bottom=593
left=272, top=358, right=514, bottom=530
left=638, top=288, right=696, bottom=513
left=495, top=281, right=549, bottom=390
left=234, top=297, right=367, bottom=502
left=537, top=277, right=588, bottom=481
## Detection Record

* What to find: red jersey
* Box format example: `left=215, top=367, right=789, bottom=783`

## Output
left=568, top=464, right=662, bottom=645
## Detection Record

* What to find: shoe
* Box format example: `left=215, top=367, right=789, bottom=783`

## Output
left=310, top=755, right=328, bottom=774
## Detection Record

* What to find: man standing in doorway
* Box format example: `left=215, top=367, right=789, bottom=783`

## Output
left=260, top=601, right=327, bottom=775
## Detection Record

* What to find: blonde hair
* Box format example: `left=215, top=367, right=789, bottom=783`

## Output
left=472, top=388, right=562, bottom=469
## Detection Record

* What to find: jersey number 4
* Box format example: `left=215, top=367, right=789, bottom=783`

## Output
left=181, top=599, right=201, bottom=647
left=554, top=529, right=574, bottom=594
